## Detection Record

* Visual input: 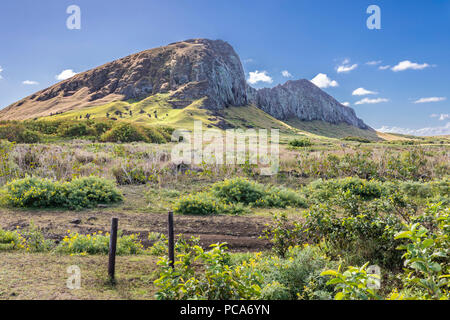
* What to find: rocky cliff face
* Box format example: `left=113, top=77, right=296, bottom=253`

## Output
left=0, top=39, right=248, bottom=119
left=250, top=80, right=369, bottom=129
left=0, top=38, right=369, bottom=130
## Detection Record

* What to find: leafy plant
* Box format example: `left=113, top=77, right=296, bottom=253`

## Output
left=395, top=204, right=449, bottom=299
left=321, top=263, right=382, bottom=300
left=56, top=230, right=143, bottom=255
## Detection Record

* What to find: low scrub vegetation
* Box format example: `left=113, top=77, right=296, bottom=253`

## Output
left=3, top=176, right=123, bottom=210
left=288, top=138, right=313, bottom=147
left=0, top=226, right=143, bottom=255
left=174, top=177, right=307, bottom=215
left=0, top=119, right=173, bottom=144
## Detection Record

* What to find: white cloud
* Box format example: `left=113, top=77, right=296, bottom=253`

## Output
left=247, top=70, right=273, bottom=85
left=352, top=87, right=378, bottom=96
left=377, top=122, right=450, bottom=136
left=391, top=60, right=430, bottom=72
left=336, top=60, right=358, bottom=73
left=355, top=97, right=389, bottom=105
left=55, top=69, right=77, bottom=81
left=341, top=102, right=350, bottom=107
left=413, top=97, right=446, bottom=104
left=281, top=70, right=292, bottom=78
left=431, top=113, right=450, bottom=121
left=0, top=65, right=3, bottom=79
left=366, top=60, right=382, bottom=66
left=379, top=65, right=391, bottom=70
left=22, top=80, right=39, bottom=85
left=243, top=58, right=254, bottom=64
left=311, top=73, right=338, bottom=88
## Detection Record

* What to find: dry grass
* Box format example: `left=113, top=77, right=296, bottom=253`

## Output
left=0, top=252, right=158, bottom=300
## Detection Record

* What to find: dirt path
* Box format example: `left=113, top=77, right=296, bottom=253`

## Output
left=0, top=208, right=272, bottom=251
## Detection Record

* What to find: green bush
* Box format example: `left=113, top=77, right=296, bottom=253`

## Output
left=62, top=176, right=124, bottom=210
left=0, top=124, right=41, bottom=143
left=306, top=177, right=383, bottom=202
left=154, top=241, right=263, bottom=300
left=303, top=203, right=404, bottom=268
left=211, top=177, right=306, bottom=208
left=4, top=176, right=123, bottom=210
left=56, top=231, right=143, bottom=255
left=5, top=176, right=63, bottom=207
left=100, top=123, right=148, bottom=143
left=263, top=246, right=334, bottom=300
left=58, top=122, right=95, bottom=137
left=211, top=177, right=266, bottom=205
left=142, top=127, right=167, bottom=144
left=175, top=178, right=305, bottom=215
left=0, top=228, right=25, bottom=251
left=260, top=281, right=291, bottom=300
left=289, top=138, right=313, bottom=147
left=173, top=192, right=247, bottom=215
left=342, top=136, right=371, bottom=143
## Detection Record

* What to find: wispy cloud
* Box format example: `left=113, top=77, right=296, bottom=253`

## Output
left=0, top=65, right=3, bottom=79
left=366, top=60, right=382, bottom=66
left=377, top=122, right=450, bottom=136
left=352, top=87, right=378, bottom=96
left=430, top=113, right=449, bottom=121
left=242, top=58, right=254, bottom=64
left=355, top=97, right=389, bottom=105
left=56, top=69, right=77, bottom=81
left=379, top=65, right=391, bottom=70
left=413, top=97, right=446, bottom=104
left=22, top=80, right=39, bottom=85
left=311, top=73, right=338, bottom=88
left=341, top=102, right=350, bottom=107
left=247, top=70, right=273, bottom=85
left=281, top=70, right=292, bottom=78
left=391, top=60, right=430, bottom=72
left=336, top=59, right=358, bottom=73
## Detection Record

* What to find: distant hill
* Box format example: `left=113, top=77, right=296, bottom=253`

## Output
left=0, top=38, right=373, bottom=137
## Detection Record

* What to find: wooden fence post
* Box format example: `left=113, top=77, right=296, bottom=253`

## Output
left=108, top=217, right=119, bottom=283
left=168, top=211, right=175, bottom=269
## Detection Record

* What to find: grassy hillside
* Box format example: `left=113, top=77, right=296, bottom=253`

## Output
left=40, top=94, right=391, bottom=142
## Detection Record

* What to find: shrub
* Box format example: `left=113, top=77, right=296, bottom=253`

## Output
left=17, top=221, right=54, bottom=252
left=56, top=231, right=143, bottom=255
left=0, top=228, right=25, bottom=251
left=259, top=187, right=308, bottom=208
left=62, top=176, right=124, bottom=210
left=395, top=204, right=449, bottom=299
left=321, top=263, right=382, bottom=300
left=303, top=203, right=404, bottom=268
left=260, top=281, right=291, bottom=300
left=142, top=127, right=167, bottom=144
left=342, top=136, right=371, bottom=143
left=5, top=176, right=63, bottom=207
left=93, top=121, right=113, bottom=137
left=100, top=123, right=148, bottom=143
left=263, top=246, right=335, bottom=300
left=211, top=177, right=266, bottom=205
left=173, top=192, right=247, bottom=215
left=262, top=212, right=303, bottom=258
left=58, top=122, right=95, bottom=138
left=306, top=177, right=383, bottom=202
left=154, top=241, right=263, bottom=300
left=0, top=124, right=41, bottom=143
left=289, top=138, right=313, bottom=147
left=0, top=140, right=16, bottom=184
left=4, top=176, right=123, bottom=210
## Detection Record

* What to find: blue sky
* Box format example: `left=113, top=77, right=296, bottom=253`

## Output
left=0, top=0, right=449, bottom=135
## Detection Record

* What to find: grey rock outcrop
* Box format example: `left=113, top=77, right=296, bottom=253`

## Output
left=250, top=80, right=369, bottom=129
